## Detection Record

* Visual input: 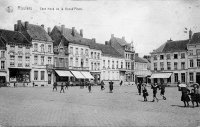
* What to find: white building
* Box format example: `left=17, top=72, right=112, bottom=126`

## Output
left=0, top=37, right=7, bottom=86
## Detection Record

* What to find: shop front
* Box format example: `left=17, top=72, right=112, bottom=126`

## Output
left=0, top=72, right=7, bottom=87
left=54, top=70, right=74, bottom=85
left=150, top=72, right=172, bottom=85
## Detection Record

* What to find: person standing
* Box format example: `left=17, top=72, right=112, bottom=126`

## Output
left=100, top=80, right=105, bottom=90
left=88, top=81, right=91, bottom=92
left=194, top=85, right=200, bottom=107
left=60, top=83, right=65, bottom=93
left=151, top=83, right=159, bottom=102
left=33, top=82, right=35, bottom=87
left=65, top=81, right=69, bottom=90
left=120, top=80, right=123, bottom=86
left=137, top=81, right=142, bottom=95
left=109, top=80, right=114, bottom=93
left=53, top=82, right=57, bottom=91
left=159, top=83, right=166, bottom=100
left=142, top=84, right=148, bottom=101
left=189, top=89, right=196, bottom=108
left=180, top=86, right=190, bottom=107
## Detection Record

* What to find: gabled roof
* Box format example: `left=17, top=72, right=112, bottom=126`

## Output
left=135, top=56, right=148, bottom=63
left=0, top=29, right=31, bottom=45
left=189, top=32, right=200, bottom=44
left=152, top=39, right=189, bottom=53
left=22, top=23, right=52, bottom=42
left=110, top=37, right=131, bottom=46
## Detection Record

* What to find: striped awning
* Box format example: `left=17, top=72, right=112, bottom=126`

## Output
left=71, top=71, right=85, bottom=79
left=81, top=72, right=94, bottom=79
left=55, top=70, right=73, bottom=77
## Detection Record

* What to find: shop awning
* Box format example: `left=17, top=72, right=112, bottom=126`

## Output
left=150, top=73, right=172, bottom=79
left=81, top=72, right=94, bottom=79
left=137, top=75, right=147, bottom=78
left=0, top=72, right=6, bottom=76
left=71, top=71, right=85, bottom=79
left=55, top=70, right=73, bottom=77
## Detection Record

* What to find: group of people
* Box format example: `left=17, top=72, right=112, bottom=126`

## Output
left=178, top=81, right=200, bottom=107
left=137, top=81, right=166, bottom=102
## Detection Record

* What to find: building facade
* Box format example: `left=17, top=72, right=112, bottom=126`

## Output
left=0, top=37, right=7, bottom=86
left=14, top=20, right=54, bottom=86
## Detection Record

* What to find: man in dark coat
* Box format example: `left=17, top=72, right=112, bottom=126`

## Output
left=88, top=81, right=91, bottom=92
left=60, top=83, right=65, bottom=93
left=53, top=82, right=57, bottom=91
left=137, top=81, right=142, bottom=95
left=109, top=80, right=114, bottom=93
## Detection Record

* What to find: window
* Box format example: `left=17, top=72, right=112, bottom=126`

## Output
left=116, top=61, right=118, bottom=68
left=181, top=73, right=185, bottom=82
left=108, top=60, right=110, bottom=68
left=75, top=58, right=78, bottom=67
left=181, top=53, right=185, bottom=59
left=41, top=56, right=44, bottom=65
left=188, top=50, right=193, bottom=56
left=112, top=61, right=114, bottom=69
left=25, top=56, right=30, bottom=67
left=70, top=57, right=73, bottom=66
left=94, top=63, right=96, bottom=70
left=34, top=71, right=38, bottom=80
left=97, top=53, right=100, bottom=59
left=18, top=46, right=23, bottom=52
left=189, top=72, right=194, bottom=82
left=197, top=59, right=200, bottom=67
left=1, top=61, right=5, bottom=69
left=34, top=55, right=38, bottom=65
left=76, top=48, right=78, bottom=55
left=70, top=47, right=73, bottom=54
left=153, top=55, right=157, bottom=60
left=48, top=45, right=51, bottom=53
left=174, top=62, right=178, bottom=70
left=190, top=59, right=194, bottom=67
left=174, top=54, right=178, bottom=59
left=41, top=44, right=44, bottom=52
left=154, top=63, right=157, bottom=70
left=54, top=57, right=57, bottom=67
left=41, top=71, right=45, bottom=80
left=86, top=58, right=88, bottom=67
left=18, top=56, right=22, bottom=67
left=128, top=62, right=130, bottom=69
left=174, top=73, right=178, bottom=82
left=25, top=47, right=30, bottom=53
left=166, top=54, right=170, bottom=59
left=59, top=58, right=64, bottom=67
left=1, top=51, right=5, bottom=58
left=197, top=49, right=200, bottom=56
left=126, top=54, right=128, bottom=59
left=34, top=43, right=38, bottom=51
left=10, top=55, right=15, bottom=66
left=167, top=62, right=171, bottom=70
left=94, top=52, right=96, bottom=59
left=59, top=48, right=63, bottom=54
left=85, top=49, right=88, bottom=56
left=48, top=57, right=52, bottom=64
left=160, top=62, right=164, bottom=70
left=91, top=62, right=93, bottom=70
left=103, top=60, right=105, bottom=68
left=167, top=77, right=171, bottom=83
left=10, top=45, right=15, bottom=51
left=160, top=55, right=164, bottom=60
left=181, top=62, right=185, bottom=69
left=91, top=52, right=93, bottom=58
left=98, top=63, right=100, bottom=70
left=121, top=61, right=123, bottom=68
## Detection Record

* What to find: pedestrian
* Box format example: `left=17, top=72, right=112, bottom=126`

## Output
left=194, top=84, right=200, bottom=106
left=137, top=81, right=142, bottom=95
left=159, top=83, right=166, bottom=100
left=60, top=83, right=65, bottom=93
left=33, top=82, right=35, bottom=87
left=142, top=84, right=148, bottom=101
left=109, top=80, right=114, bottom=93
left=88, top=81, right=91, bottom=92
left=100, top=80, right=105, bottom=90
left=14, top=82, right=16, bottom=88
left=180, top=86, right=190, bottom=107
left=65, top=81, right=69, bottom=90
left=120, top=80, right=123, bottom=86
left=189, top=89, right=196, bottom=108
left=151, top=83, right=159, bottom=102
left=53, top=82, right=57, bottom=91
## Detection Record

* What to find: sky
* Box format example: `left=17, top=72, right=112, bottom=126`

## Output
left=0, top=0, right=200, bottom=57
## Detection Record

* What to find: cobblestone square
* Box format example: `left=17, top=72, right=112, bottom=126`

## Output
left=0, top=85, right=200, bottom=127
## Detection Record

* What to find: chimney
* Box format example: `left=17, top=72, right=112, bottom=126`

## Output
left=47, top=27, right=51, bottom=35
left=17, top=20, right=21, bottom=31
left=72, top=27, right=75, bottom=36
left=14, top=24, right=18, bottom=31
left=167, top=38, right=172, bottom=42
left=25, top=21, right=29, bottom=29
left=122, top=36, right=125, bottom=40
left=111, top=34, right=114, bottom=38
left=61, top=25, right=65, bottom=34
left=41, top=24, right=44, bottom=28
left=80, top=29, right=83, bottom=37
left=92, top=38, right=96, bottom=43
left=189, top=29, right=192, bottom=40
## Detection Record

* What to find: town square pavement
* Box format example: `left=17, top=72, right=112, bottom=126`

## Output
left=0, top=84, right=200, bottom=127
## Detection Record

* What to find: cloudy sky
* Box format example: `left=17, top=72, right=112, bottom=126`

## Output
left=0, top=0, right=200, bottom=56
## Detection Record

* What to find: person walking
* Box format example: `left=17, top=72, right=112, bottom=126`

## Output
left=189, top=89, right=196, bottom=108
left=65, top=81, right=69, bottom=90
left=100, top=80, right=105, bottom=90
left=120, top=80, right=123, bottom=86
left=88, top=81, right=91, bottom=93
left=109, top=80, right=114, bottom=93
left=142, top=84, right=148, bottom=101
left=60, top=83, right=65, bottom=93
left=194, top=84, right=200, bottom=107
left=53, top=82, right=57, bottom=91
left=180, top=86, right=190, bottom=107
left=137, top=81, right=142, bottom=95
left=159, top=82, right=166, bottom=100
left=151, top=83, right=159, bottom=102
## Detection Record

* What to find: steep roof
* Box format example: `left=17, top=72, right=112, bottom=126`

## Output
left=135, top=55, right=148, bottom=63
left=110, top=37, right=131, bottom=46
left=0, top=29, right=31, bottom=45
left=189, top=32, right=200, bottom=44
left=152, top=39, right=189, bottom=53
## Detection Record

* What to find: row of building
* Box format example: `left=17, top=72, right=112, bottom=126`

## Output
left=150, top=30, right=200, bottom=86
left=0, top=20, right=150, bottom=87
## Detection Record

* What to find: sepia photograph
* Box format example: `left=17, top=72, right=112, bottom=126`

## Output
left=0, top=0, right=200, bottom=126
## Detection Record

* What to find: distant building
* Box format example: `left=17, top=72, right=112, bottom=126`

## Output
left=0, top=29, right=32, bottom=86
left=108, top=35, right=135, bottom=85
left=0, top=36, right=7, bottom=86
left=14, top=20, right=54, bottom=86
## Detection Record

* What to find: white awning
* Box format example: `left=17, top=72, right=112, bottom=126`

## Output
left=0, top=72, right=6, bottom=76
left=81, top=72, right=94, bottom=79
left=71, top=71, right=85, bottom=79
left=55, top=70, right=73, bottom=77
left=150, top=73, right=172, bottom=79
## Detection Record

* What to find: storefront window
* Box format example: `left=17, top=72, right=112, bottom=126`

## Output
left=41, top=71, right=45, bottom=80
left=34, top=71, right=38, bottom=80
